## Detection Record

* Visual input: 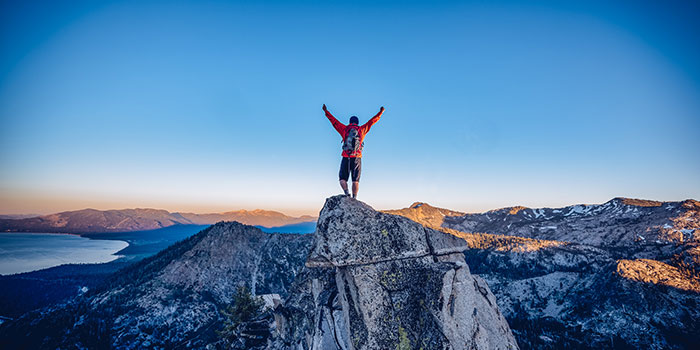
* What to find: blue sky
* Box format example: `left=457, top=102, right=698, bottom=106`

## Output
left=1, top=0, right=699, bottom=215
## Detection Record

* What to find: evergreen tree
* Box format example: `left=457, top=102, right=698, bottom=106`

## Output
left=218, top=285, right=265, bottom=345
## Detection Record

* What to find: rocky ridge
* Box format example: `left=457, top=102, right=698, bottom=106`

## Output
left=439, top=198, right=698, bottom=251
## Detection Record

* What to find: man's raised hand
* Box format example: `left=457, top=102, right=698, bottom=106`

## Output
left=322, top=104, right=328, bottom=112
left=380, top=106, right=385, bottom=113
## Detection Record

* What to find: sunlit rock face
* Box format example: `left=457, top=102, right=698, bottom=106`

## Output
left=272, top=195, right=518, bottom=350
left=616, top=258, right=700, bottom=293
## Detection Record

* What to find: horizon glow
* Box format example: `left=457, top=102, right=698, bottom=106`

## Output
left=1, top=0, right=699, bottom=216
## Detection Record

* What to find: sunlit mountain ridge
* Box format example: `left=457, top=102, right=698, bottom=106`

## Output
left=0, top=207, right=316, bottom=233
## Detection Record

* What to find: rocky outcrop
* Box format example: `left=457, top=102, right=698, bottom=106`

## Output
left=272, top=196, right=518, bottom=350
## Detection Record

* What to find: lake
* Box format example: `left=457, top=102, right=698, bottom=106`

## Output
left=0, top=233, right=128, bottom=275
left=0, top=222, right=314, bottom=276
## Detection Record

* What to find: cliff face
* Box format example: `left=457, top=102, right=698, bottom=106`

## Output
left=272, top=196, right=518, bottom=350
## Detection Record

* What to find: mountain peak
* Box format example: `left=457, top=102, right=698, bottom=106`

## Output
left=409, top=201, right=428, bottom=209
left=308, top=195, right=433, bottom=267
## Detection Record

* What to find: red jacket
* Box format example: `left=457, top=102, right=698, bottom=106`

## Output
left=325, top=109, right=383, bottom=158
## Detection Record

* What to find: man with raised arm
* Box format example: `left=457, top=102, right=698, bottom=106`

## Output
left=323, top=104, right=384, bottom=199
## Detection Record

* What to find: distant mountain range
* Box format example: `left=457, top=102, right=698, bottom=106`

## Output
left=0, top=208, right=316, bottom=233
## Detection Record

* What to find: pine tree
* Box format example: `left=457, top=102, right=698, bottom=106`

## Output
left=218, top=285, right=265, bottom=345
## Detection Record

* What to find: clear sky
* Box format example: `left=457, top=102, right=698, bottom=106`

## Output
left=1, top=0, right=699, bottom=216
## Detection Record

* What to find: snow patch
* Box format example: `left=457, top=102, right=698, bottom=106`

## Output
left=565, top=205, right=587, bottom=216
left=625, top=207, right=638, bottom=213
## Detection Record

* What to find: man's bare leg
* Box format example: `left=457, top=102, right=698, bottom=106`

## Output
left=339, top=180, right=350, bottom=196
left=352, top=181, right=359, bottom=199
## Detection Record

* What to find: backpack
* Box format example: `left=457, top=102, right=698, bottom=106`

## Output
left=342, top=125, right=363, bottom=155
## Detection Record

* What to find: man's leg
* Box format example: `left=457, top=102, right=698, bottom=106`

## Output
left=339, top=157, right=350, bottom=196
left=340, top=180, right=349, bottom=195
left=351, top=157, right=361, bottom=199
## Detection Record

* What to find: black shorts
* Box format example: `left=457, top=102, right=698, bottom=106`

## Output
left=339, top=157, right=362, bottom=182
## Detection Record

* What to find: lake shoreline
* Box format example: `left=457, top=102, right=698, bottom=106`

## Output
left=0, top=233, right=129, bottom=276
